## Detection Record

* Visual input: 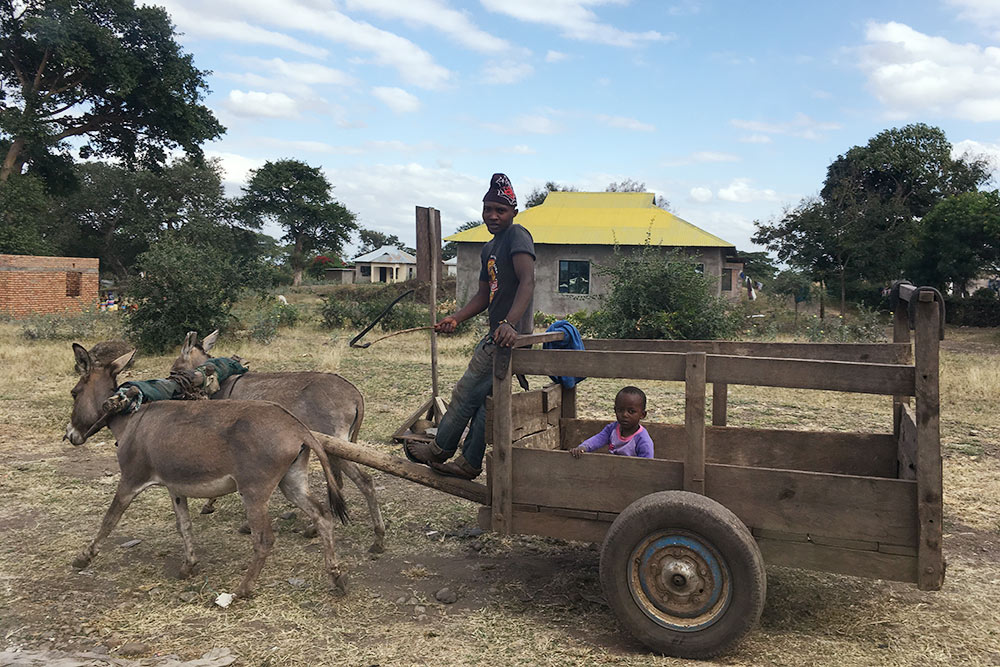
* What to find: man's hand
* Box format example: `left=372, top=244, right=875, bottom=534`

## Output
left=493, top=321, right=518, bottom=347
left=570, top=445, right=586, bottom=459
left=435, top=315, right=459, bottom=333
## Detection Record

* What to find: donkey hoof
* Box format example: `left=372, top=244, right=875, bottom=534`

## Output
left=301, top=525, right=318, bottom=539
left=200, top=505, right=216, bottom=515
left=332, top=573, right=349, bottom=596
left=179, top=562, right=199, bottom=579
left=72, top=554, right=92, bottom=569
left=367, top=542, right=385, bottom=554
left=237, top=523, right=251, bottom=534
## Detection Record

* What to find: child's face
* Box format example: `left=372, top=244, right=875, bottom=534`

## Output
left=614, top=393, right=646, bottom=432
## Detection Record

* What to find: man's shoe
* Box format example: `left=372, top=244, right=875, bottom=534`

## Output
left=405, top=440, right=449, bottom=465
left=431, top=455, right=482, bottom=480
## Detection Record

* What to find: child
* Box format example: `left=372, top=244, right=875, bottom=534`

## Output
left=570, top=386, right=654, bottom=459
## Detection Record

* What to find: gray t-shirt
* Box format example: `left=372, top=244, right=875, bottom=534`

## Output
left=479, top=223, right=535, bottom=335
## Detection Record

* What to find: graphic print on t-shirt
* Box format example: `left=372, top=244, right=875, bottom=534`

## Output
left=487, top=256, right=498, bottom=303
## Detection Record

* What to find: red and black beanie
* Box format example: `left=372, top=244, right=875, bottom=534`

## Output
left=483, top=173, right=517, bottom=208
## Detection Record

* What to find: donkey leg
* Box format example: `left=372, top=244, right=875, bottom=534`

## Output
left=341, top=460, right=385, bottom=553
left=73, top=482, right=143, bottom=569
left=200, top=497, right=218, bottom=515
left=279, top=462, right=347, bottom=595
left=170, top=493, right=199, bottom=578
left=235, top=494, right=275, bottom=599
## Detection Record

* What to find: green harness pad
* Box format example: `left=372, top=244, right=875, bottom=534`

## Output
left=113, top=357, right=250, bottom=413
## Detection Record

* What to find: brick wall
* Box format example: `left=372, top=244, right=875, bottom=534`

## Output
left=0, top=254, right=100, bottom=318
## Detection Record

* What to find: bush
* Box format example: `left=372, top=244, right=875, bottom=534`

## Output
left=123, top=237, right=241, bottom=353
left=946, top=289, right=1000, bottom=327
left=800, top=307, right=888, bottom=342
left=20, top=308, right=123, bottom=341
left=589, top=245, right=739, bottom=340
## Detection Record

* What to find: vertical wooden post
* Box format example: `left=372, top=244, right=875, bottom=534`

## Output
left=893, top=296, right=912, bottom=437
left=491, top=350, right=514, bottom=535
left=914, top=291, right=943, bottom=590
left=684, top=352, right=707, bottom=495
left=560, top=384, right=577, bottom=420
left=429, top=208, right=441, bottom=399
left=711, top=383, right=728, bottom=426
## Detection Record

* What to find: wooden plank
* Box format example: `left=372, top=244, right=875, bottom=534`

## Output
left=752, top=527, right=809, bottom=542
left=486, top=389, right=546, bottom=443
left=915, top=294, right=944, bottom=591
left=541, top=383, right=561, bottom=413
left=509, top=510, right=609, bottom=543
left=712, top=383, right=728, bottom=426
left=427, top=208, right=440, bottom=399
left=513, top=349, right=916, bottom=395
left=514, top=331, right=566, bottom=347
left=809, top=535, right=877, bottom=551
left=510, top=449, right=918, bottom=545
left=560, top=419, right=898, bottom=477
left=311, top=432, right=488, bottom=505
left=756, top=538, right=917, bottom=583
left=583, top=339, right=912, bottom=364
left=541, top=507, right=600, bottom=521
left=685, top=352, right=707, bottom=494
left=491, top=348, right=514, bottom=535
left=598, top=512, right=619, bottom=522
left=706, top=355, right=915, bottom=396
left=561, top=384, right=576, bottom=419
left=513, top=503, right=538, bottom=513
left=898, top=404, right=917, bottom=481
left=514, top=427, right=561, bottom=450
left=892, top=296, right=913, bottom=436
left=879, top=543, right=919, bottom=557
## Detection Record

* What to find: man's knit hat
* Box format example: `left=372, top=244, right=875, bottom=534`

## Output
left=483, top=173, right=517, bottom=208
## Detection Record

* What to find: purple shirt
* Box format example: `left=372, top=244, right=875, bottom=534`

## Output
left=578, top=422, right=654, bottom=459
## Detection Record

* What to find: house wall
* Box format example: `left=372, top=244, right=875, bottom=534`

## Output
left=0, top=255, right=99, bottom=318
left=456, top=244, right=733, bottom=317
left=354, top=262, right=415, bottom=283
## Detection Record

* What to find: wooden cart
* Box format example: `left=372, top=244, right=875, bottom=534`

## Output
left=320, top=282, right=944, bottom=659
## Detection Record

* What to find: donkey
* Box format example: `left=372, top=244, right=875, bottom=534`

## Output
left=171, top=330, right=385, bottom=553
left=65, top=343, right=350, bottom=599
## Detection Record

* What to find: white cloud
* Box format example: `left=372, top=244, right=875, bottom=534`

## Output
left=484, top=114, right=562, bottom=134
left=663, top=151, right=741, bottom=167
left=233, top=57, right=355, bottom=87
left=343, top=0, right=511, bottom=53
left=596, top=114, right=655, bottom=132
left=480, top=0, right=673, bottom=47
left=730, top=113, right=841, bottom=140
left=226, top=90, right=300, bottom=118
left=689, top=187, right=713, bottom=202
left=952, top=139, right=1000, bottom=178
left=151, top=0, right=451, bottom=89
left=546, top=50, right=570, bottom=63
left=372, top=86, right=421, bottom=113
left=717, top=178, right=779, bottom=203
left=738, top=134, right=772, bottom=144
left=204, top=150, right=267, bottom=194
left=256, top=137, right=439, bottom=155
left=483, top=61, right=535, bottom=84
left=948, top=0, right=1000, bottom=38
left=858, top=21, right=1000, bottom=122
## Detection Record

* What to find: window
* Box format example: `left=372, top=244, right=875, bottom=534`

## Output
left=695, top=263, right=704, bottom=274
left=360, top=265, right=371, bottom=277
left=558, top=260, right=590, bottom=294
left=722, top=268, right=733, bottom=291
left=66, top=271, right=82, bottom=297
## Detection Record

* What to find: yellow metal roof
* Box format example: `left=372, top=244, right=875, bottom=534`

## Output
left=445, top=191, right=734, bottom=247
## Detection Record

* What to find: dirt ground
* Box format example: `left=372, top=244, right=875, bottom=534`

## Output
left=0, top=324, right=998, bottom=666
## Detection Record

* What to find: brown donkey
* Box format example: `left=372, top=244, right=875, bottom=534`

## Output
left=65, top=343, right=350, bottom=599
left=172, top=330, right=385, bottom=553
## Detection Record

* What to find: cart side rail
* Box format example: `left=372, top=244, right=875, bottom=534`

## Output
left=582, top=339, right=912, bottom=364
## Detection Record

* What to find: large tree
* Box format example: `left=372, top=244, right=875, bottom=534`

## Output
left=606, top=178, right=672, bottom=211
left=240, top=159, right=357, bottom=286
left=357, top=229, right=410, bottom=255
left=0, top=0, right=224, bottom=182
left=524, top=181, right=577, bottom=208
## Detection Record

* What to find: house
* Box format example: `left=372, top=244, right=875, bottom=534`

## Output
left=445, top=192, right=744, bottom=316
left=0, top=254, right=100, bottom=318
left=444, top=257, right=457, bottom=277
left=351, top=246, right=416, bottom=283
left=323, top=266, right=355, bottom=284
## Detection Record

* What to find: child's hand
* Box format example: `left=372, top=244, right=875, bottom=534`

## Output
left=570, top=446, right=585, bottom=458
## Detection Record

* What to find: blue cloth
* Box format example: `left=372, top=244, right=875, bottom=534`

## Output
left=543, top=320, right=586, bottom=388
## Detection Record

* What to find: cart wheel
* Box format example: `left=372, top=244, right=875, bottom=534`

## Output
left=600, top=491, right=765, bottom=659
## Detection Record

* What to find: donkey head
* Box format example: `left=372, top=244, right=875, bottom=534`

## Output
left=170, top=330, right=219, bottom=374
left=65, top=343, right=136, bottom=446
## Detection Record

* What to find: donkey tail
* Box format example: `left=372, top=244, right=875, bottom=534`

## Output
left=304, top=436, right=350, bottom=525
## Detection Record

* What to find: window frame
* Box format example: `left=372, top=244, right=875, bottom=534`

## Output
left=558, top=259, right=591, bottom=295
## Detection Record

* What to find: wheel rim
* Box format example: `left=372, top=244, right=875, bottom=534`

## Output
left=627, top=530, right=732, bottom=632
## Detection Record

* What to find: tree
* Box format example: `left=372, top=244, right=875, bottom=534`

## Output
left=0, top=0, right=224, bottom=183
left=0, top=173, right=52, bottom=253
left=736, top=250, right=777, bottom=285
left=908, top=191, right=1000, bottom=295
left=357, top=229, right=408, bottom=255
left=442, top=220, right=481, bottom=260
left=606, top=178, right=672, bottom=211
left=525, top=181, right=577, bottom=208
left=239, top=159, right=357, bottom=286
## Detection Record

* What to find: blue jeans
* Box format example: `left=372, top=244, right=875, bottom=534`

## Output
left=435, top=335, right=495, bottom=469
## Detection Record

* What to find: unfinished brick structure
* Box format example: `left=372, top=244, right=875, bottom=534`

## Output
left=0, top=254, right=99, bottom=318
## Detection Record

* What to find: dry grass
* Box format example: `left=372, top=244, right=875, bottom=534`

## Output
left=0, top=319, right=998, bottom=666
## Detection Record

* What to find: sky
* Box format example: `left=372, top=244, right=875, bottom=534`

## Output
left=144, top=0, right=1000, bottom=257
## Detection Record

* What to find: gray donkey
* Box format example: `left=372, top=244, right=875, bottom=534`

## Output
left=65, top=343, right=350, bottom=599
left=171, top=330, right=385, bottom=553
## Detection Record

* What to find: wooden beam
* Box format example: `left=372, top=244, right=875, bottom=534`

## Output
left=514, top=331, right=566, bottom=347
left=914, top=293, right=944, bottom=591
left=561, top=384, right=577, bottom=420
left=560, top=419, right=898, bottom=478
left=712, top=383, right=728, bottom=426
left=583, top=339, right=912, bottom=363
left=491, top=348, right=514, bottom=535
left=311, top=432, right=488, bottom=504
left=892, top=295, right=913, bottom=437
left=756, top=537, right=917, bottom=583
left=897, top=404, right=917, bottom=481
left=685, top=352, right=707, bottom=494
left=514, top=349, right=686, bottom=381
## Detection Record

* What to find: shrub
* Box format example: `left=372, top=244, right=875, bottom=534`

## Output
left=801, top=307, right=888, bottom=343
left=20, top=308, right=123, bottom=341
left=946, top=289, right=1000, bottom=327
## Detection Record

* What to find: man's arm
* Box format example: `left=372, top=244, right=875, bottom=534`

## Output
left=493, top=252, right=535, bottom=347
left=435, top=280, right=490, bottom=333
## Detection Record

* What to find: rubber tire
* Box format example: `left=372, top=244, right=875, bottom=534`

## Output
left=600, top=491, right=766, bottom=659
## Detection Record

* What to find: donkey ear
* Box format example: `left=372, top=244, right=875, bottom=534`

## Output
left=202, top=330, right=220, bottom=353
left=180, top=331, right=198, bottom=358
left=109, top=349, right=137, bottom=377
left=72, top=343, right=94, bottom=375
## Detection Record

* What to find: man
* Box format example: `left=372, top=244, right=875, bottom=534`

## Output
left=405, top=173, right=535, bottom=480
